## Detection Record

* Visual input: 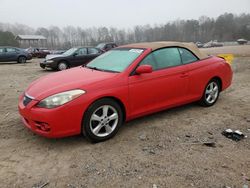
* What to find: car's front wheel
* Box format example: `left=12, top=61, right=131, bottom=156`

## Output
left=82, top=98, right=123, bottom=142
left=199, top=79, right=220, bottom=107
left=18, top=56, right=27, bottom=63
left=57, top=61, right=68, bottom=71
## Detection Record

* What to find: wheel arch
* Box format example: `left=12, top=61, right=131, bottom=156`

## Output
left=210, top=76, right=222, bottom=91
left=85, top=96, right=126, bottom=122
left=17, top=55, right=27, bottom=63
left=18, top=55, right=26, bottom=59
left=81, top=96, right=127, bottom=137
left=58, top=59, right=70, bottom=67
left=199, top=76, right=223, bottom=101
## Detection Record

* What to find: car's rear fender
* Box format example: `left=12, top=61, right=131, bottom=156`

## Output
left=218, top=59, right=233, bottom=91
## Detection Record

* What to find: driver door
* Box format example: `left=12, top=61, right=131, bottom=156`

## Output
left=6, top=48, right=18, bottom=61
left=128, top=47, right=189, bottom=117
left=0, top=48, right=6, bottom=61
left=72, top=48, right=88, bottom=66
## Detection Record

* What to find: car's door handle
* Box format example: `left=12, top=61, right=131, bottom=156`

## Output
left=180, top=72, right=189, bottom=78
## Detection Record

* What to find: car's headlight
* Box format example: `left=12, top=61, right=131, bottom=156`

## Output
left=37, top=89, right=85, bottom=109
left=46, top=60, right=54, bottom=63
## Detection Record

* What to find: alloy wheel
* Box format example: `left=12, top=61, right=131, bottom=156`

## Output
left=58, top=62, right=67, bottom=70
left=89, top=105, right=119, bottom=137
left=205, top=81, right=219, bottom=104
left=19, top=57, right=26, bottom=63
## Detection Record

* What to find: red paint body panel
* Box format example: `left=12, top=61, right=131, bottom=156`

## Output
left=128, top=64, right=188, bottom=118
left=18, top=46, right=233, bottom=138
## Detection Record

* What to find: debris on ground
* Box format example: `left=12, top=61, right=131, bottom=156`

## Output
left=242, top=173, right=250, bottom=181
left=142, top=146, right=156, bottom=155
left=32, top=181, right=49, bottom=188
left=149, top=149, right=156, bottom=154
left=221, top=129, right=247, bottom=141
left=138, top=134, right=147, bottom=141
left=4, top=112, right=9, bottom=119
left=182, top=141, right=216, bottom=147
left=39, top=182, right=49, bottom=188
left=202, top=141, right=216, bottom=147
left=182, top=133, right=216, bottom=147
left=152, top=184, right=157, bottom=188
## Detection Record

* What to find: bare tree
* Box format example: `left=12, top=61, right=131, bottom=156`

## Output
left=1, top=12, right=249, bottom=49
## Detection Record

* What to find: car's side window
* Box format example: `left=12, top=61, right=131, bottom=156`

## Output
left=77, top=48, right=87, bottom=55
left=139, top=48, right=182, bottom=70
left=140, top=53, right=158, bottom=70
left=6, top=48, right=15, bottom=52
left=105, top=44, right=112, bottom=50
left=88, top=48, right=99, bottom=55
left=178, top=48, right=198, bottom=64
left=153, top=48, right=182, bottom=69
left=0, top=48, right=5, bottom=53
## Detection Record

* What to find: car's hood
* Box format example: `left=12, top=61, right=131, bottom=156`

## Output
left=45, top=54, right=64, bottom=60
left=25, top=67, right=119, bottom=100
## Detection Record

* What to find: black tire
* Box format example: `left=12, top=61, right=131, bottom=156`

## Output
left=40, top=63, right=45, bottom=69
left=82, top=98, right=123, bottom=143
left=18, top=56, right=27, bottom=63
left=57, top=61, right=68, bottom=71
left=199, top=78, right=220, bottom=107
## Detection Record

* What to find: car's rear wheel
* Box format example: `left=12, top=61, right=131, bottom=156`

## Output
left=82, top=98, right=123, bottom=142
left=57, top=61, right=68, bottom=71
left=18, top=56, right=27, bottom=63
left=199, top=79, right=220, bottom=106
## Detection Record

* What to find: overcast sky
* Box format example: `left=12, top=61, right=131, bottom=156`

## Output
left=0, top=0, right=249, bottom=29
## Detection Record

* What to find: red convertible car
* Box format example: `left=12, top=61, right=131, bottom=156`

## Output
left=18, top=42, right=233, bottom=142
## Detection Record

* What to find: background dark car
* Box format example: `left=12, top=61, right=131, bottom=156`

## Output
left=40, top=47, right=102, bottom=71
left=96, top=42, right=118, bottom=52
left=26, top=47, right=50, bottom=58
left=0, top=46, right=32, bottom=63
left=50, top=49, right=66, bottom=55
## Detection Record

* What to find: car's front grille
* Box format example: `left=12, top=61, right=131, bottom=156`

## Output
left=23, top=95, right=33, bottom=106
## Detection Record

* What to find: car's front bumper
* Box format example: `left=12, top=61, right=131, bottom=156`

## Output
left=40, top=60, right=57, bottom=69
left=27, top=54, right=32, bottom=60
left=18, top=94, right=89, bottom=138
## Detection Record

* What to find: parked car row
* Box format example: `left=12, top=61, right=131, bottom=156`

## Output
left=196, top=40, right=224, bottom=48
left=196, top=39, right=249, bottom=48
left=40, top=42, right=118, bottom=71
left=0, top=42, right=117, bottom=66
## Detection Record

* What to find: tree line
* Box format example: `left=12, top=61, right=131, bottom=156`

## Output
left=0, top=13, right=249, bottom=49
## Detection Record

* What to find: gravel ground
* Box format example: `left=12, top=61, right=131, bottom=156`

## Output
left=0, top=45, right=250, bottom=188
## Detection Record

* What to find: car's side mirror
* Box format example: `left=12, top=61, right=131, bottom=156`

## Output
left=73, top=53, right=78, bottom=56
left=135, top=65, right=153, bottom=74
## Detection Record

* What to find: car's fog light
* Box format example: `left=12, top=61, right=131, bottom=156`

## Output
left=35, top=122, right=51, bottom=132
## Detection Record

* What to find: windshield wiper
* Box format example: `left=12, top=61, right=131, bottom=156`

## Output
left=84, top=65, right=120, bottom=73
left=104, top=69, right=120, bottom=73
left=85, top=66, right=103, bottom=71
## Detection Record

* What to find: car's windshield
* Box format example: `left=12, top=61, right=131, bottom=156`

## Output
left=86, top=48, right=144, bottom=73
left=96, top=43, right=105, bottom=49
left=63, top=48, right=77, bottom=56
